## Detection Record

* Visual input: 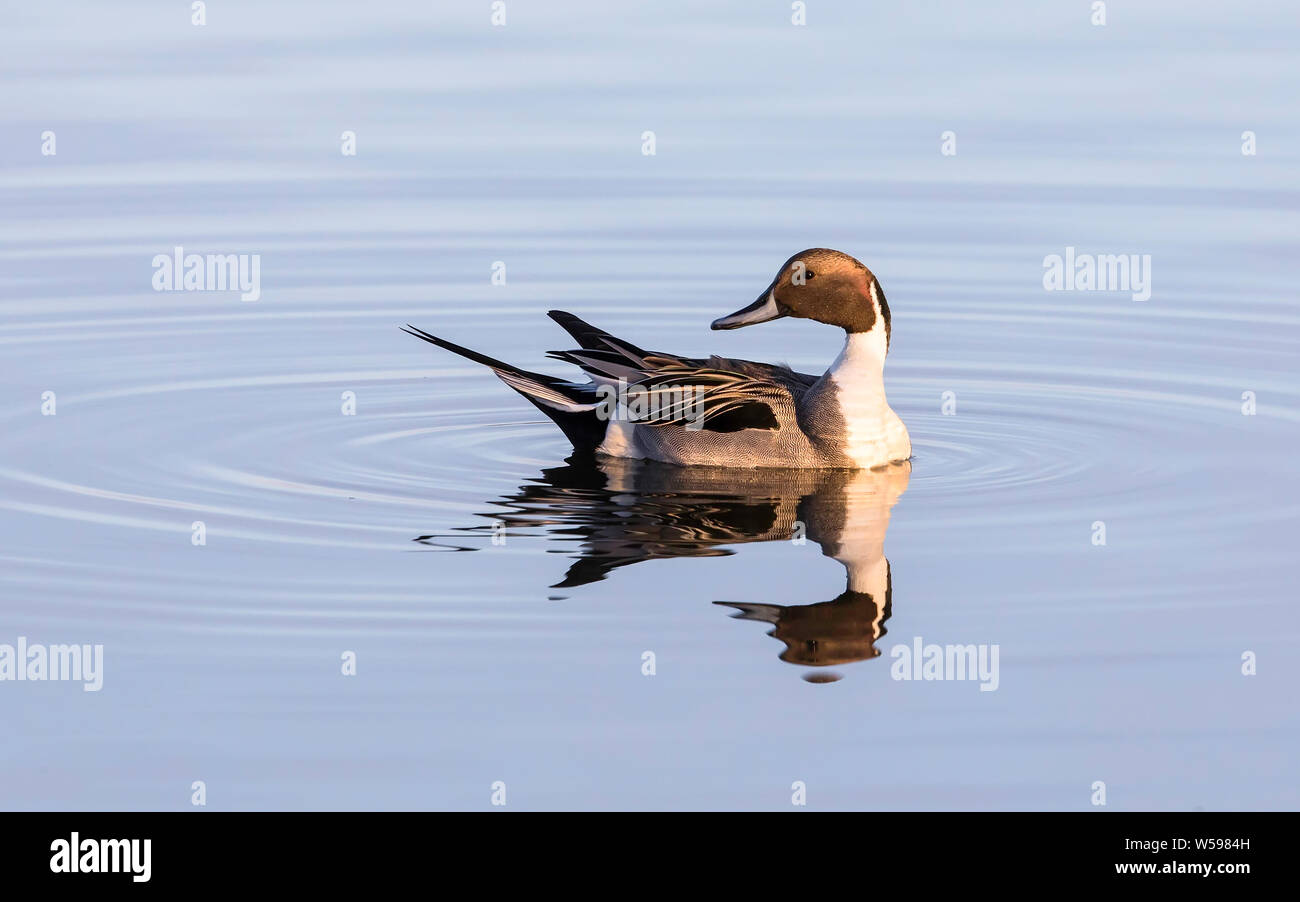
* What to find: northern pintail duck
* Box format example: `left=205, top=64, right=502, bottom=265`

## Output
left=403, top=248, right=911, bottom=469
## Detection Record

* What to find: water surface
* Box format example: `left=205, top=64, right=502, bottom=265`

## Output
left=1, top=0, right=1297, bottom=809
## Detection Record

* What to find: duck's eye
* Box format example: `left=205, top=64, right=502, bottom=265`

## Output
left=805, top=270, right=815, bottom=280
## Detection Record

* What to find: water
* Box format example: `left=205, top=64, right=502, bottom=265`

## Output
left=2, top=1, right=1297, bottom=810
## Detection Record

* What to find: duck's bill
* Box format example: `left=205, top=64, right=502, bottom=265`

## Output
left=711, top=290, right=787, bottom=330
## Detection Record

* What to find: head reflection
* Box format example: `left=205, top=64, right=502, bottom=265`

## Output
left=419, top=456, right=909, bottom=674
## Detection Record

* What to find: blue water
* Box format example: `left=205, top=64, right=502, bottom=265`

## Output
left=1, top=0, right=1297, bottom=810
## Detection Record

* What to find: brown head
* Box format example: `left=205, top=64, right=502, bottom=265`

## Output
left=711, top=248, right=891, bottom=344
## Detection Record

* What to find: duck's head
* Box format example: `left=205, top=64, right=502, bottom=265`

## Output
left=711, top=248, right=890, bottom=344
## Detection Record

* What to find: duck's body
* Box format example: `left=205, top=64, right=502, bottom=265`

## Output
left=404, top=248, right=911, bottom=470
left=592, top=328, right=909, bottom=468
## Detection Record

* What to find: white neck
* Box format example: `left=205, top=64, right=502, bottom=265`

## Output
left=826, top=325, right=889, bottom=407
left=825, top=321, right=910, bottom=467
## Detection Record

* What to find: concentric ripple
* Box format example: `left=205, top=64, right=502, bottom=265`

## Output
left=2, top=284, right=1294, bottom=567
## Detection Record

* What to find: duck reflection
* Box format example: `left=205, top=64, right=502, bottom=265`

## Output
left=417, top=455, right=909, bottom=675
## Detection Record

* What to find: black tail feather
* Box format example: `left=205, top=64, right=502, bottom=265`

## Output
left=402, top=323, right=608, bottom=451
left=401, top=324, right=548, bottom=379
left=547, top=310, right=652, bottom=358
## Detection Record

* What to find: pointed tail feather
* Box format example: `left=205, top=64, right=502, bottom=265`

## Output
left=547, top=310, right=652, bottom=359
left=402, top=323, right=607, bottom=450
left=402, top=324, right=522, bottom=373
left=546, top=310, right=614, bottom=350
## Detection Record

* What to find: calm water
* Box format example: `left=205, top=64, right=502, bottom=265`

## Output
left=2, top=1, right=1298, bottom=810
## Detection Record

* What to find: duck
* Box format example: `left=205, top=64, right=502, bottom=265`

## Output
left=402, top=248, right=911, bottom=469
